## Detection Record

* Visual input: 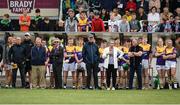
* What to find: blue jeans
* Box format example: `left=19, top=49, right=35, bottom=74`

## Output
left=129, top=64, right=142, bottom=89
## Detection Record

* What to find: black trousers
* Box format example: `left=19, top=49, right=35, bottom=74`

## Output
left=53, top=62, right=63, bottom=89
left=129, top=64, right=142, bottom=89
left=12, top=63, right=26, bottom=88
left=106, top=64, right=117, bottom=88
left=24, top=60, right=32, bottom=74
left=86, top=63, right=99, bottom=88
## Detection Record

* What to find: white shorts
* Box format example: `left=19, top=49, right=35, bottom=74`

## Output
left=63, top=62, right=75, bottom=71
left=99, top=63, right=106, bottom=71
left=4, top=64, right=12, bottom=71
left=75, top=62, right=86, bottom=71
left=98, top=63, right=104, bottom=68
left=156, top=65, right=165, bottom=71
left=118, top=66, right=123, bottom=71
left=142, top=59, right=149, bottom=69
left=165, top=61, right=176, bottom=70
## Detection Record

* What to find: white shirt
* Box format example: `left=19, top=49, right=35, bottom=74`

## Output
left=108, top=20, right=119, bottom=32
left=102, top=47, right=124, bottom=69
left=148, top=12, right=160, bottom=22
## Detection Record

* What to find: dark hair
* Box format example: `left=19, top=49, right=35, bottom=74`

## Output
left=150, top=6, right=157, bottom=12
left=35, top=36, right=42, bottom=41
left=80, top=11, right=86, bottom=14
left=35, top=8, right=40, bottom=13
left=4, top=14, right=9, bottom=18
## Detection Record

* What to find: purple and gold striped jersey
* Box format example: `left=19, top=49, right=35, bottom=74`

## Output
left=139, top=44, right=152, bottom=59
left=156, top=46, right=166, bottom=65
left=165, top=47, right=177, bottom=61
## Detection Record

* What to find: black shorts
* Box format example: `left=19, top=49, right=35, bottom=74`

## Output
left=25, top=61, right=32, bottom=73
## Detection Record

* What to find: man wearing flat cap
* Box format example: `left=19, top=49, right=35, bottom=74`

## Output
left=48, top=38, right=64, bottom=89
left=82, top=34, right=101, bottom=89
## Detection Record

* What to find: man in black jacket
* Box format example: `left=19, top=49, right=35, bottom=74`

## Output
left=8, top=37, right=26, bottom=88
left=128, top=39, right=143, bottom=90
left=82, top=34, right=100, bottom=89
left=49, top=38, right=64, bottom=89
left=22, top=33, right=34, bottom=88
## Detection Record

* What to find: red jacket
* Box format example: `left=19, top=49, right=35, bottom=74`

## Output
left=126, top=1, right=137, bottom=11
left=91, top=18, right=105, bottom=32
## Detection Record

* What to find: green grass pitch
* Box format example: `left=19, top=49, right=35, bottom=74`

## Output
left=0, top=89, right=180, bottom=104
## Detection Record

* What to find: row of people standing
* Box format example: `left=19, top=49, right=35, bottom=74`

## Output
left=3, top=34, right=64, bottom=89
left=2, top=33, right=178, bottom=90
left=54, top=35, right=177, bottom=90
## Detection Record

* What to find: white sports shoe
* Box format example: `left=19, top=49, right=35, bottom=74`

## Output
left=72, top=85, right=76, bottom=89
left=168, top=84, right=172, bottom=90
left=5, top=85, right=9, bottom=88
left=112, top=87, right=115, bottom=91
left=30, top=83, right=32, bottom=89
left=107, top=88, right=110, bottom=91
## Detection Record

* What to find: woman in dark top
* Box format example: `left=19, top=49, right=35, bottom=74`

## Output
left=100, top=8, right=109, bottom=21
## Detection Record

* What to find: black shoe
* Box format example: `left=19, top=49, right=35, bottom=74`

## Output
left=82, top=86, right=86, bottom=89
